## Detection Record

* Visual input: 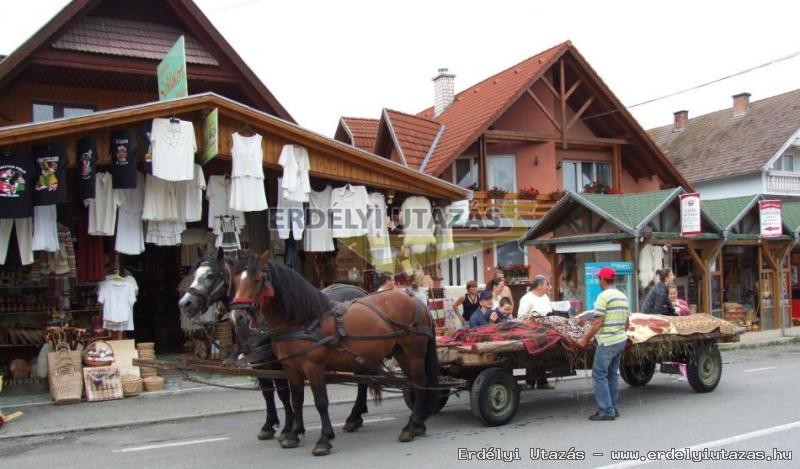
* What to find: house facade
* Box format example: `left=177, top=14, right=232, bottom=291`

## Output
left=336, top=42, right=690, bottom=285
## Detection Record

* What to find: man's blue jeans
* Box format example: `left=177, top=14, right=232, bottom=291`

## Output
left=591, top=340, right=626, bottom=416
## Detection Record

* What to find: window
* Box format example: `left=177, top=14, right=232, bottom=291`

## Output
left=495, top=241, right=525, bottom=269
left=32, top=102, right=94, bottom=123
left=774, top=153, right=800, bottom=172
left=562, top=160, right=612, bottom=192
left=487, top=155, right=516, bottom=192
left=453, top=156, right=479, bottom=189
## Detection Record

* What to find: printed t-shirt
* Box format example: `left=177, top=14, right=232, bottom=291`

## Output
left=0, top=150, right=34, bottom=218
left=32, top=143, right=68, bottom=206
left=109, top=130, right=139, bottom=189
left=76, top=136, right=97, bottom=200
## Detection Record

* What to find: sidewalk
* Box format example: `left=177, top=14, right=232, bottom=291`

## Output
left=718, top=326, right=800, bottom=350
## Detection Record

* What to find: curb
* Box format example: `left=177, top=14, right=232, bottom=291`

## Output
left=718, top=336, right=800, bottom=351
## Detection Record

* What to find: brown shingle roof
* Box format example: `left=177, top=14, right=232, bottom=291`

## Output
left=418, top=42, right=569, bottom=175
left=383, top=109, right=443, bottom=169
left=51, top=16, right=219, bottom=66
left=648, top=89, right=800, bottom=183
left=339, top=117, right=379, bottom=151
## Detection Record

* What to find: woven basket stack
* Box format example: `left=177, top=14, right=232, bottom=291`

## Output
left=214, top=322, right=234, bottom=349
left=136, top=342, right=159, bottom=386
left=121, top=374, right=143, bottom=397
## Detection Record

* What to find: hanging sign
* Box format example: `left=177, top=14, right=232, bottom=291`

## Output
left=201, top=108, right=219, bottom=164
left=759, top=199, right=783, bottom=238
left=680, top=192, right=701, bottom=236
left=157, top=36, right=188, bottom=101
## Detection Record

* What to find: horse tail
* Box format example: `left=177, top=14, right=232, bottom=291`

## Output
left=424, top=321, right=441, bottom=416
left=369, top=383, right=383, bottom=404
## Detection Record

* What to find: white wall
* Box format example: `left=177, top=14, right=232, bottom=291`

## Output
left=695, top=174, right=763, bottom=200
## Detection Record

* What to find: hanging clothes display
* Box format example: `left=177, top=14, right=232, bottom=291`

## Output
left=176, top=164, right=206, bottom=222
left=0, top=149, right=35, bottom=218
left=98, top=274, right=138, bottom=331
left=276, top=176, right=304, bottom=240
left=109, top=129, right=138, bottom=189
left=330, top=184, right=369, bottom=238
left=435, top=204, right=455, bottom=262
left=366, top=192, right=392, bottom=271
left=145, top=220, right=186, bottom=246
left=40, top=224, right=77, bottom=277
left=279, top=144, right=311, bottom=202
left=86, top=172, right=125, bottom=236
left=207, top=175, right=245, bottom=235
left=400, top=196, right=436, bottom=254
left=141, top=174, right=179, bottom=221
left=638, top=245, right=665, bottom=289
left=304, top=185, right=335, bottom=252
left=151, top=118, right=197, bottom=181
left=217, top=216, right=241, bottom=251
left=31, top=204, right=59, bottom=252
left=115, top=172, right=146, bottom=255
left=76, top=209, right=105, bottom=282
left=32, top=142, right=68, bottom=206
left=230, top=132, right=268, bottom=211
left=77, top=136, right=97, bottom=201
left=0, top=218, right=33, bottom=265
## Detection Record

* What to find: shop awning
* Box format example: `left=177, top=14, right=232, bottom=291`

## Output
left=704, top=195, right=795, bottom=239
left=0, top=93, right=468, bottom=201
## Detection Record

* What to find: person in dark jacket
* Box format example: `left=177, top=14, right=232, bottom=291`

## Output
left=641, top=268, right=676, bottom=315
left=468, top=290, right=495, bottom=327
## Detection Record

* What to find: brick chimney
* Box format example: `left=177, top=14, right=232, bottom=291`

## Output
left=433, top=68, right=455, bottom=117
left=673, top=110, right=688, bottom=132
left=733, top=92, right=751, bottom=116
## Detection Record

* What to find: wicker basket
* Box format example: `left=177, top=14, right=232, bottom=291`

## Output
left=136, top=342, right=155, bottom=351
left=137, top=350, right=156, bottom=360
left=142, top=375, right=165, bottom=392
left=121, top=375, right=143, bottom=397
left=48, top=342, right=83, bottom=405
left=84, top=339, right=115, bottom=367
left=140, top=366, right=158, bottom=378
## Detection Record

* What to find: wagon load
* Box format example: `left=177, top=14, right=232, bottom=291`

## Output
left=626, top=313, right=739, bottom=344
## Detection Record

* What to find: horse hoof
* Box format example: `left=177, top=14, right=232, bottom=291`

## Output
left=280, top=438, right=300, bottom=449
left=312, top=443, right=332, bottom=456
left=257, top=429, right=275, bottom=440
left=343, top=419, right=363, bottom=433
left=277, top=432, right=289, bottom=443
left=398, top=431, right=414, bottom=443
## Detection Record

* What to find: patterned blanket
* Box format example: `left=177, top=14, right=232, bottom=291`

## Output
left=443, top=321, right=566, bottom=356
left=526, top=316, right=591, bottom=342
left=627, top=313, right=737, bottom=344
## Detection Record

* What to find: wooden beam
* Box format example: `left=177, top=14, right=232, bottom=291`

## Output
left=565, top=78, right=582, bottom=100
left=478, top=135, right=488, bottom=191
left=483, top=129, right=630, bottom=146
left=612, top=144, right=622, bottom=191
left=686, top=243, right=708, bottom=274
left=560, top=59, right=567, bottom=149
left=565, top=96, right=595, bottom=131
left=525, top=89, right=561, bottom=131
left=547, top=250, right=560, bottom=302
left=539, top=75, right=560, bottom=99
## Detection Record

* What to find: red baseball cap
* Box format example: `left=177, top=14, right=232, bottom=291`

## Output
left=596, top=267, right=616, bottom=280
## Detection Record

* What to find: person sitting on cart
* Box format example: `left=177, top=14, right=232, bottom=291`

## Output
left=641, top=269, right=676, bottom=315
left=517, top=275, right=552, bottom=320
left=492, top=297, right=513, bottom=324
left=668, top=286, right=691, bottom=316
left=468, top=291, right=495, bottom=327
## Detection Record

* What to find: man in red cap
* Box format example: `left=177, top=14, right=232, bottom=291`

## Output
left=576, top=266, right=630, bottom=421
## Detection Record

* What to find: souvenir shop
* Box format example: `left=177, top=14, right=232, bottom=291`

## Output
left=0, top=94, right=465, bottom=395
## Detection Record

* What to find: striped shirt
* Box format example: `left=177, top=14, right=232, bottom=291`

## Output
left=593, top=288, right=630, bottom=346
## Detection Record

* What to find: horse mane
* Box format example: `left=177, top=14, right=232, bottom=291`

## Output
left=234, top=255, right=333, bottom=326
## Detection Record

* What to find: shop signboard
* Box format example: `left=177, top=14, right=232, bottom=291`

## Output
left=680, top=192, right=701, bottom=236
left=584, top=261, right=634, bottom=313
left=759, top=199, right=782, bottom=238
left=157, top=36, right=188, bottom=101
left=202, top=108, right=219, bottom=164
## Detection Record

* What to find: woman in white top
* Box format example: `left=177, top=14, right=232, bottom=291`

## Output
left=517, top=275, right=553, bottom=319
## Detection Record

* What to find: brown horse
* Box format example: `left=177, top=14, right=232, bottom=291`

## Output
left=230, top=251, right=440, bottom=456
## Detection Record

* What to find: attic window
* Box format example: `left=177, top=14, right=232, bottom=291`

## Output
left=774, top=153, right=800, bottom=173
left=32, top=102, right=94, bottom=122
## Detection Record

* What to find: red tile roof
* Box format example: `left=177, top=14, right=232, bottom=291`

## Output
left=418, top=42, right=569, bottom=175
left=340, top=117, right=380, bottom=151
left=648, top=89, right=800, bottom=183
left=382, top=109, right=443, bottom=169
left=51, top=16, right=219, bottom=66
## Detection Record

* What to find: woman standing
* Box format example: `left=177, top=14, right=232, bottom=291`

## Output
left=641, top=268, right=676, bottom=315
left=453, top=280, right=480, bottom=321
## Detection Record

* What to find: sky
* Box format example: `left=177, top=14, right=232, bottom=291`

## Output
left=2, top=0, right=800, bottom=137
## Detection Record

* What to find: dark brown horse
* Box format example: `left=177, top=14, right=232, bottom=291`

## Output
left=230, top=251, right=440, bottom=456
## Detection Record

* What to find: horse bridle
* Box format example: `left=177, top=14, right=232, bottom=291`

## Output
left=186, top=260, right=233, bottom=311
left=230, top=265, right=275, bottom=314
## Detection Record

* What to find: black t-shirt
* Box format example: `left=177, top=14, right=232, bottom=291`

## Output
left=32, top=142, right=68, bottom=206
left=110, top=129, right=138, bottom=189
left=77, top=136, right=97, bottom=200
left=0, top=150, right=35, bottom=218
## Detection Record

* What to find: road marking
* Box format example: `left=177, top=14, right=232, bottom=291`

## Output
left=594, top=420, right=800, bottom=469
left=743, top=366, right=777, bottom=373
left=306, top=416, right=396, bottom=431
left=112, top=437, right=229, bottom=453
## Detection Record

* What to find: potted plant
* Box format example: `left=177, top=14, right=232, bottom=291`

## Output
left=488, top=186, right=507, bottom=197
left=502, top=264, right=530, bottom=282
left=582, top=180, right=611, bottom=194
left=549, top=189, right=566, bottom=201
left=518, top=186, right=540, bottom=199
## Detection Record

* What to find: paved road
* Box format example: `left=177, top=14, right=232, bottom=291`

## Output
left=2, top=343, right=798, bottom=468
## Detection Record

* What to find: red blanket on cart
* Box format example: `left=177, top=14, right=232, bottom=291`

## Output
left=444, top=321, right=566, bottom=356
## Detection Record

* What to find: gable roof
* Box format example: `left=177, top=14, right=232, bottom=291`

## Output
left=701, top=195, right=759, bottom=233
left=336, top=117, right=380, bottom=151
left=782, top=202, right=800, bottom=235
left=378, top=109, right=443, bottom=170
left=0, top=0, right=293, bottom=122
left=648, top=89, right=800, bottom=183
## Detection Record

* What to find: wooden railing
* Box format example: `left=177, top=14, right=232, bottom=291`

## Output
left=469, top=192, right=557, bottom=219
left=767, top=172, right=800, bottom=195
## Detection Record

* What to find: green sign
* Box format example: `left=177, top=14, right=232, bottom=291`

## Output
left=157, top=36, right=188, bottom=101
left=202, top=108, right=219, bottom=164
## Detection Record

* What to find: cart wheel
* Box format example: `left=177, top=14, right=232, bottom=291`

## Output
left=402, top=389, right=450, bottom=414
left=469, top=368, right=519, bottom=427
left=686, top=342, right=722, bottom=393
left=620, top=361, right=656, bottom=387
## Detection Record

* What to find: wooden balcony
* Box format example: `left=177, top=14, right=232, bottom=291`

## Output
left=767, top=172, right=800, bottom=195
left=469, top=192, right=557, bottom=219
